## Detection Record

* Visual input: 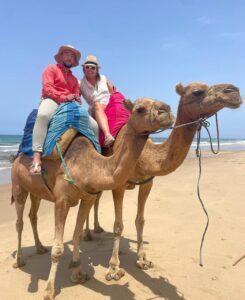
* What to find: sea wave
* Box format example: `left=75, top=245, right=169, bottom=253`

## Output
left=0, top=145, right=19, bottom=151
left=0, top=166, right=11, bottom=171
left=191, top=140, right=245, bottom=146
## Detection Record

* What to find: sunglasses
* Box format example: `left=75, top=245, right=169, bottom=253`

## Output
left=84, top=65, right=96, bottom=70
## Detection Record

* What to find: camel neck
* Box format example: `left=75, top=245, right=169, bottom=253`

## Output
left=138, top=110, right=198, bottom=176
left=72, top=124, right=148, bottom=192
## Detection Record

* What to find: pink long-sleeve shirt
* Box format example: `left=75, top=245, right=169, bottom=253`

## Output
left=42, top=63, right=80, bottom=104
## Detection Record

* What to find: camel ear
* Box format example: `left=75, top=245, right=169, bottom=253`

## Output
left=176, top=83, right=184, bottom=95
left=123, top=99, right=134, bottom=112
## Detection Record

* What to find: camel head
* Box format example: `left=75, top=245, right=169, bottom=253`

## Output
left=123, top=98, right=175, bottom=133
left=176, top=82, right=242, bottom=120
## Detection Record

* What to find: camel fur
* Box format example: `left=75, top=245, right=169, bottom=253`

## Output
left=11, top=97, right=174, bottom=300
left=85, top=83, right=242, bottom=281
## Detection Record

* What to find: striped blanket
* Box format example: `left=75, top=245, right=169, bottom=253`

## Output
left=19, top=102, right=101, bottom=157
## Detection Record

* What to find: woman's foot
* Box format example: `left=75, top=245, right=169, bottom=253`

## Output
left=104, top=133, right=115, bottom=147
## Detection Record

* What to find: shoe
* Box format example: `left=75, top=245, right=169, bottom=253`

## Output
left=104, top=134, right=115, bottom=147
left=29, top=162, right=42, bottom=176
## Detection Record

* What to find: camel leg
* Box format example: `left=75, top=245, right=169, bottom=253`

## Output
left=93, top=192, right=104, bottom=233
left=83, top=192, right=103, bottom=241
left=43, top=198, right=70, bottom=300
left=29, top=194, right=49, bottom=254
left=83, top=214, right=93, bottom=241
left=12, top=190, right=28, bottom=268
left=70, top=195, right=96, bottom=283
left=105, top=187, right=125, bottom=281
left=135, top=180, right=154, bottom=270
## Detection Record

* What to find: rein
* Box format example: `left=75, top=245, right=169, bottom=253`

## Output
left=195, top=113, right=220, bottom=266
left=126, top=117, right=207, bottom=185
left=128, top=112, right=221, bottom=268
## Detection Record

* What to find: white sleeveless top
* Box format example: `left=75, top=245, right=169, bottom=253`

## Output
left=79, top=74, right=110, bottom=108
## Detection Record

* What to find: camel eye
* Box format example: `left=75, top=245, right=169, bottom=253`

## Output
left=224, top=88, right=235, bottom=93
left=192, top=89, right=204, bottom=96
left=136, top=106, right=146, bottom=114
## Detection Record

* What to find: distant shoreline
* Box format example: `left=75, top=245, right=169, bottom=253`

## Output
left=3, top=149, right=245, bottom=185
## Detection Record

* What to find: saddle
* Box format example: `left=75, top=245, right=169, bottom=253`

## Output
left=19, top=102, right=100, bottom=160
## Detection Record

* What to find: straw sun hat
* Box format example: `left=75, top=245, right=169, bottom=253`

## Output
left=54, top=45, right=81, bottom=67
left=82, top=55, right=100, bottom=68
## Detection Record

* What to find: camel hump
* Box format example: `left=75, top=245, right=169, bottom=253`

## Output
left=45, top=128, right=78, bottom=160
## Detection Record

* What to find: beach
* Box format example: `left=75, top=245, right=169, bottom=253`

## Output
left=0, top=150, right=244, bottom=299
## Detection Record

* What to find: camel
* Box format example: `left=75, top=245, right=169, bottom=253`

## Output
left=84, top=82, right=242, bottom=280
left=11, top=97, right=174, bottom=300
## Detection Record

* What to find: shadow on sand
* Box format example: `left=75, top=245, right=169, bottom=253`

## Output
left=12, top=231, right=186, bottom=300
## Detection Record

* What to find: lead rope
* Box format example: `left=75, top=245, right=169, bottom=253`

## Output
left=55, top=142, right=75, bottom=184
left=196, top=113, right=220, bottom=266
left=55, top=142, right=101, bottom=195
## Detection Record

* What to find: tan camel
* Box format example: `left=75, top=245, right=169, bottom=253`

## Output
left=11, top=98, right=174, bottom=300
left=85, top=82, right=242, bottom=281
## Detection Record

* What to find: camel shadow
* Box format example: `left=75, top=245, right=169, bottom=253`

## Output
left=12, top=241, right=135, bottom=299
left=12, top=232, right=186, bottom=300
left=70, top=231, right=186, bottom=300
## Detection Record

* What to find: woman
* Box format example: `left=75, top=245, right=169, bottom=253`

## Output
left=79, top=55, right=115, bottom=147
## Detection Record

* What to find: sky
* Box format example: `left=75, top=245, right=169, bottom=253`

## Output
left=1, top=0, right=244, bottom=138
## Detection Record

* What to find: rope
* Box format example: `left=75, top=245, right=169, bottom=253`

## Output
left=127, top=176, right=155, bottom=186
left=55, top=142, right=75, bottom=185
left=195, top=113, right=220, bottom=267
left=55, top=142, right=102, bottom=195
left=142, top=117, right=204, bottom=136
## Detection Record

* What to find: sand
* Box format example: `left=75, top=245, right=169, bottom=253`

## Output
left=0, top=151, right=244, bottom=300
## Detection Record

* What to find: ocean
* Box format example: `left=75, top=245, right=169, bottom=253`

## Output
left=1, top=134, right=245, bottom=184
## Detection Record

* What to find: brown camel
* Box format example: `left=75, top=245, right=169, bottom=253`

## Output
left=84, top=82, right=242, bottom=281
left=11, top=98, right=174, bottom=300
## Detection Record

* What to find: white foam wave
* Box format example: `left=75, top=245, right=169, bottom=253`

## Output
left=0, top=166, right=11, bottom=171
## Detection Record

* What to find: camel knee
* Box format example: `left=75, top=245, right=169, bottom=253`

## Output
left=135, top=216, right=145, bottom=229
left=29, top=211, right=37, bottom=225
left=51, top=243, right=64, bottom=261
left=16, top=220, right=24, bottom=232
left=113, top=222, right=124, bottom=236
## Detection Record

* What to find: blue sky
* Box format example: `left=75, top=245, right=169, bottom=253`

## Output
left=1, top=0, right=244, bottom=138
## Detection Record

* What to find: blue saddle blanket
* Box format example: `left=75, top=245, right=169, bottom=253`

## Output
left=19, top=102, right=101, bottom=157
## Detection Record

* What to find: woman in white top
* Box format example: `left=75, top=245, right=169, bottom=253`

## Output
left=79, top=55, right=115, bottom=147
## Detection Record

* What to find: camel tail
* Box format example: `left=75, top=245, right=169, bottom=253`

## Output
left=11, top=195, right=15, bottom=205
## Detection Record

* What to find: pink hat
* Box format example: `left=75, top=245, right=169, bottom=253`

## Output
left=54, top=45, right=81, bottom=67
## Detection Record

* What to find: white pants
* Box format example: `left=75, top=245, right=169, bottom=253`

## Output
left=32, top=98, right=99, bottom=152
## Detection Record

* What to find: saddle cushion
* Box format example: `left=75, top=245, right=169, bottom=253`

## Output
left=19, top=102, right=101, bottom=158
left=99, top=92, right=131, bottom=147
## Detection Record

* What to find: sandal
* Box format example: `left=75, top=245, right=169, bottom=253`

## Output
left=104, top=134, right=115, bottom=147
left=29, top=162, right=42, bottom=176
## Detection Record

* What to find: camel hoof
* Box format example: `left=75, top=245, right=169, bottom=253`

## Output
left=83, top=230, right=93, bottom=241
left=136, top=260, right=154, bottom=270
left=114, top=269, right=125, bottom=280
left=43, top=293, right=54, bottom=300
left=36, top=245, right=49, bottom=254
left=70, top=271, right=90, bottom=284
left=94, top=225, right=104, bottom=233
left=13, top=258, right=26, bottom=268
left=105, top=273, right=113, bottom=281
left=43, top=295, right=53, bottom=300
left=105, top=268, right=125, bottom=281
